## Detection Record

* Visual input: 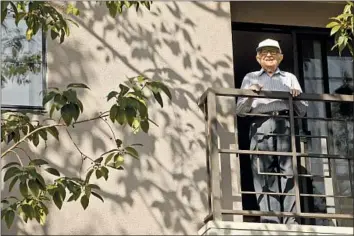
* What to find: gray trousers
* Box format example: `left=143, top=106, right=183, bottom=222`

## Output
left=249, top=117, right=297, bottom=224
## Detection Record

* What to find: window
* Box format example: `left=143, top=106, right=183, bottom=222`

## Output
left=1, top=11, right=46, bottom=110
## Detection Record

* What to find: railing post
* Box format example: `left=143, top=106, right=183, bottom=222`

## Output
left=288, top=96, right=302, bottom=218
left=207, top=91, right=222, bottom=221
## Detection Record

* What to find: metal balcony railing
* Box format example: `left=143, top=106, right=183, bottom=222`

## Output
left=198, top=88, right=354, bottom=226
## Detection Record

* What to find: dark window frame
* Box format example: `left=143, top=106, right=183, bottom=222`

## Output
left=1, top=13, right=47, bottom=112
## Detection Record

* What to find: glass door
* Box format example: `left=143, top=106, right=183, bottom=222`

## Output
left=297, top=34, right=354, bottom=227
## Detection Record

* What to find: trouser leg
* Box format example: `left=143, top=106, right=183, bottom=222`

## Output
left=277, top=119, right=297, bottom=224
left=250, top=118, right=281, bottom=223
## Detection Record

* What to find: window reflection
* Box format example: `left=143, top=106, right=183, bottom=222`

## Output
left=1, top=12, right=44, bottom=108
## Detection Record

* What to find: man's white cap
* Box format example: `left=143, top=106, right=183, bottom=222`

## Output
left=256, top=39, right=281, bottom=52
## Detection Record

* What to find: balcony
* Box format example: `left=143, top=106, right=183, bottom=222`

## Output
left=197, top=88, right=354, bottom=235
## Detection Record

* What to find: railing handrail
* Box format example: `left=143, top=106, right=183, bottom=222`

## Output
left=198, top=88, right=354, bottom=107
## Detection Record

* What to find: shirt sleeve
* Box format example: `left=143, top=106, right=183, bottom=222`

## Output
left=236, top=74, right=253, bottom=115
left=291, top=74, right=308, bottom=117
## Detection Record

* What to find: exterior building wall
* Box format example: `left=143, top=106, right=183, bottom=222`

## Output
left=2, top=2, right=235, bottom=235
left=231, top=1, right=344, bottom=28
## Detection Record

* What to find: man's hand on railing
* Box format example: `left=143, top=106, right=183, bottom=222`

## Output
left=290, top=88, right=301, bottom=97
left=249, top=84, right=263, bottom=93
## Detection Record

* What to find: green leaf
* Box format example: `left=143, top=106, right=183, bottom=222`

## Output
left=80, top=195, right=89, bottom=210
left=326, top=21, right=340, bottom=28
left=107, top=91, right=119, bottom=101
left=20, top=181, right=29, bottom=197
left=45, top=168, right=60, bottom=176
left=116, top=108, right=126, bottom=125
left=94, top=156, right=103, bottom=164
left=330, top=25, right=341, bottom=36
left=153, top=92, right=163, bottom=107
left=8, top=176, right=18, bottom=192
left=110, top=104, right=119, bottom=122
left=72, top=104, right=80, bottom=121
left=104, top=152, right=115, bottom=165
left=49, top=105, right=56, bottom=118
left=95, top=169, right=103, bottom=179
left=32, top=132, right=39, bottom=147
left=54, top=94, right=67, bottom=106
left=4, top=167, right=21, bottom=182
left=115, top=139, right=123, bottom=147
left=85, top=169, right=94, bottom=183
left=100, top=166, right=109, bottom=180
left=77, top=99, right=84, bottom=113
left=36, top=175, right=46, bottom=190
left=158, top=83, right=172, bottom=100
left=87, top=184, right=100, bottom=190
left=125, top=147, right=139, bottom=159
left=38, top=129, right=48, bottom=141
left=114, top=154, right=124, bottom=167
left=2, top=162, right=20, bottom=169
left=51, top=29, right=59, bottom=40
left=141, top=119, right=149, bottom=133
left=47, top=126, right=59, bottom=140
left=21, top=204, right=34, bottom=219
left=42, top=91, right=57, bottom=106
left=28, top=179, right=40, bottom=197
left=61, top=104, right=73, bottom=126
left=29, top=159, right=48, bottom=166
left=91, top=192, right=104, bottom=202
left=119, top=84, right=130, bottom=97
left=5, top=210, right=15, bottom=229
left=67, top=83, right=90, bottom=89
left=57, top=184, right=66, bottom=200
left=125, top=107, right=136, bottom=126
left=53, top=191, right=63, bottom=209
left=26, top=28, right=33, bottom=40
left=63, top=90, right=78, bottom=103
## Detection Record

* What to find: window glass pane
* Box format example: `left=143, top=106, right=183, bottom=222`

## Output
left=1, top=14, right=44, bottom=108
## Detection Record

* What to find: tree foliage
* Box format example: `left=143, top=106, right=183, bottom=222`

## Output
left=1, top=1, right=170, bottom=229
left=326, top=1, right=354, bottom=56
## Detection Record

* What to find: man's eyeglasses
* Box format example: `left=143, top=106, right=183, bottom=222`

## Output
left=259, top=49, right=280, bottom=56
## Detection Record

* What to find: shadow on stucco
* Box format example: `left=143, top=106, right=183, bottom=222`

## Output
left=2, top=2, right=236, bottom=235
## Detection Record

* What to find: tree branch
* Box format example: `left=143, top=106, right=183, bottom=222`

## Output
left=7, top=150, right=23, bottom=166
left=65, top=129, right=94, bottom=162
left=100, top=116, right=117, bottom=141
left=1, top=123, right=65, bottom=158
left=14, top=147, right=32, bottom=161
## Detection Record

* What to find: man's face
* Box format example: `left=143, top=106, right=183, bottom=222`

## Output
left=256, top=47, right=283, bottom=69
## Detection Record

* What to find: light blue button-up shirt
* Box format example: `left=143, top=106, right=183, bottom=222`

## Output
left=236, top=68, right=308, bottom=116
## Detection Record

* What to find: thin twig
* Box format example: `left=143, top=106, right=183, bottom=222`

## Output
left=74, top=113, right=108, bottom=125
left=65, top=129, right=94, bottom=162
left=100, top=116, right=117, bottom=141
left=14, top=147, right=32, bottom=161
left=7, top=150, right=23, bottom=166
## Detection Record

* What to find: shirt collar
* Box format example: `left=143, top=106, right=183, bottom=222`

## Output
left=257, top=68, right=285, bottom=76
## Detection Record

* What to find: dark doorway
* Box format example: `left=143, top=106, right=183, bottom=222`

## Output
left=231, top=29, right=294, bottom=215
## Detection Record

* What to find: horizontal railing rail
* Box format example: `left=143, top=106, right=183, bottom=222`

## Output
left=199, top=88, right=354, bottom=226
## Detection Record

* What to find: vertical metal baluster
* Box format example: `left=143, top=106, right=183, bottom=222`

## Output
left=204, top=100, right=212, bottom=216
left=233, top=106, right=243, bottom=222
left=207, top=91, right=222, bottom=221
left=289, top=96, right=302, bottom=219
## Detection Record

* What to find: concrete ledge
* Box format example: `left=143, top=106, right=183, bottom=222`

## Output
left=198, top=221, right=353, bottom=235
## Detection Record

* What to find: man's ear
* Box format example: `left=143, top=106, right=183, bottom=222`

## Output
left=256, top=55, right=261, bottom=64
left=277, top=54, right=284, bottom=63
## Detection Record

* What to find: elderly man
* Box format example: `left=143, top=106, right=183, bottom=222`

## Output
left=236, top=39, right=308, bottom=224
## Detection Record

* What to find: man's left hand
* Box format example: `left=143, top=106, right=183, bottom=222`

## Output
left=290, top=88, right=301, bottom=97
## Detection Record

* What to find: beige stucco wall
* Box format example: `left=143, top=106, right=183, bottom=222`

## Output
left=2, top=2, right=235, bottom=235
left=231, top=1, right=345, bottom=27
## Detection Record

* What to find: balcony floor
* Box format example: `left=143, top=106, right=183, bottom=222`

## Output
left=198, top=221, right=353, bottom=235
